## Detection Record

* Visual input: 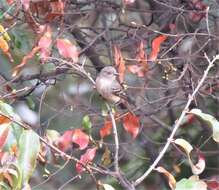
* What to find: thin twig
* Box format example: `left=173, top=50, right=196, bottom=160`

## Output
left=107, top=104, right=119, bottom=173
left=134, top=53, right=218, bottom=186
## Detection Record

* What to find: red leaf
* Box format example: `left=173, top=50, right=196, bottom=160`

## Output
left=56, top=39, right=79, bottom=63
left=122, top=112, right=140, bottom=139
left=149, top=35, right=167, bottom=61
left=128, top=41, right=147, bottom=77
left=100, top=120, right=112, bottom=139
left=114, top=46, right=126, bottom=83
left=0, top=125, right=10, bottom=149
left=38, top=26, right=52, bottom=61
left=46, top=1, right=64, bottom=21
left=76, top=147, right=97, bottom=173
left=206, top=180, right=219, bottom=190
left=6, top=0, right=14, bottom=4
left=72, top=129, right=89, bottom=150
left=123, top=0, right=135, bottom=4
left=21, top=0, right=30, bottom=10
left=128, top=65, right=145, bottom=77
left=57, top=130, right=74, bottom=151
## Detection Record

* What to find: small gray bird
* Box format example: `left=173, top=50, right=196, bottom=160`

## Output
left=95, top=66, right=123, bottom=104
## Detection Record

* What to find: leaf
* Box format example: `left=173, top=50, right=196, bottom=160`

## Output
left=101, top=146, right=112, bottom=166
left=18, top=130, right=40, bottom=185
left=0, top=24, right=11, bottom=42
left=0, top=115, right=11, bottom=125
left=82, top=115, right=92, bottom=133
left=100, top=119, right=112, bottom=139
left=155, top=166, right=176, bottom=190
left=175, top=176, right=207, bottom=190
left=56, top=39, right=79, bottom=63
left=57, top=130, right=74, bottom=151
left=45, top=1, right=64, bottom=21
left=128, top=41, right=147, bottom=77
left=149, top=35, right=167, bottom=61
left=6, top=0, right=14, bottom=5
left=189, top=109, right=219, bottom=142
left=0, top=124, right=10, bottom=149
left=206, top=180, right=219, bottom=190
left=102, top=184, right=116, bottom=190
left=72, top=129, right=89, bottom=150
left=114, top=46, right=125, bottom=83
left=174, top=138, right=205, bottom=175
left=122, top=112, right=140, bottom=139
left=0, top=36, right=9, bottom=51
left=21, top=0, right=30, bottom=10
left=76, top=147, right=97, bottom=173
left=38, top=26, right=52, bottom=61
left=174, top=138, right=193, bottom=155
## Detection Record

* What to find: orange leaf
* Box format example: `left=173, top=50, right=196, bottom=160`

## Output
left=128, top=41, right=147, bottom=77
left=155, top=166, right=176, bottom=190
left=122, top=112, right=140, bottom=139
left=72, top=129, right=89, bottom=150
left=56, top=39, right=79, bottom=63
left=149, top=35, right=167, bottom=61
left=100, top=119, right=112, bottom=139
left=114, top=46, right=125, bottom=83
left=0, top=37, right=9, bottom=53
left=0, top=115, right=10, bottom=125
left=76, top=147, right=97, bottom=173
left=0, top=125, right=10, bottom=149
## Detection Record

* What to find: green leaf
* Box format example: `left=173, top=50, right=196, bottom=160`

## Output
left=175, top=176, right=207, bottom=190
left=82, top=115, right=92, bottom=133
left=102, top=184, right=116, bottom=190
left=0, top=101, right=23, bottom=148
left=189, top=109, right=219, bottom=142
left=18, top=130, right=40, bottom=185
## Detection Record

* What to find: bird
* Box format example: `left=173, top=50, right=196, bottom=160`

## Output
left=95, top=66, right=131, bottom=108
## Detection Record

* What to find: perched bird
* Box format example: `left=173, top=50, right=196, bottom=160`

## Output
left=95, top=66, right=130, bottom=107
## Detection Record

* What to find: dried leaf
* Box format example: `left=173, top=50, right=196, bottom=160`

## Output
left=149, top=35, right=167, bottom=61
left=114, top=46, right=125, bottom=83
left=122, top=112, right=140, bottom=139
left=189, top=109, right=219, bottom=142
left=155, top=166, right=176, bottom=190
left=100, top=120, right=112, bottom=139
left=38, top=26, right=52, bottom=61
left=76, top=147, right=97, bottom=173
left=128, top=41, right=147, bottom=77
left=0, top=124, right=10, bottom=149
left=174, top=138, right=205, bottom=175
left=57, top=130, right=74, bottom=152
left=72, top=129, right=89, bottom=150
left=56, top=39, right=79, bottom=63
left=45, top=0, right=64, bottom=21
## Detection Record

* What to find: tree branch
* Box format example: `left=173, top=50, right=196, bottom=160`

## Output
left=134, top=53, right=218, bottom=186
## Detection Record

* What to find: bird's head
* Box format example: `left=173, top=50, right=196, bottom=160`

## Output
left=99, top=66, right=118, bottom=79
